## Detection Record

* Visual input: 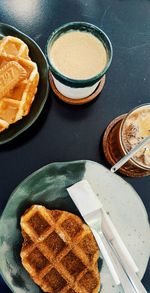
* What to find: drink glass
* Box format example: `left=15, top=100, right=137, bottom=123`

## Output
left=103, top=103, right=150, bottom=177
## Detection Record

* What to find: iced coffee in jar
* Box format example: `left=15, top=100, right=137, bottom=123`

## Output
left=103, top=104, right=150, bottom=177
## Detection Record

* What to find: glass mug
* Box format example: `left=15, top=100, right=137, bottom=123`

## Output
left=103, top=103, right=150, bottom=177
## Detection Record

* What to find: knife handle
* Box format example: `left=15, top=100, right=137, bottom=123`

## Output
left=101, top=210, right=147, bottom=293
left=101, top=209, right=139, bottom=273
left=108, top=240, right=148, bottom=293
left=93, top=229, right=139, bottom=293
left=91, top=229, right=120, bottom=285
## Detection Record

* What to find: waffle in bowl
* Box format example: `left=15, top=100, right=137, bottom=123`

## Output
left=0, top=36, right=30, bottom=59
left=20, top=205, right=100, bottom=293
left=0, top=36, right=39, bottom=132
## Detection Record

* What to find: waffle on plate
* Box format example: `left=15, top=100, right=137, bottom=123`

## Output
left=0, top=36, right=39, bottom=132
left=0, top=35, right=30, bottom=59
left=20, top=205, right=100, bottom=293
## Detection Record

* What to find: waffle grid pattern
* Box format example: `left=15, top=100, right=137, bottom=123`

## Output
left=0, top=36, right=30, bottom=59
left=0, top=36, right=39, bottom=132
left=21, top=205, right=100, bottom=293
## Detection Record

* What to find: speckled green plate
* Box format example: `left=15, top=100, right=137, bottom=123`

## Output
left=0, top=160, right=149, bottom=293
left=0, top=23, right=49, bottom=144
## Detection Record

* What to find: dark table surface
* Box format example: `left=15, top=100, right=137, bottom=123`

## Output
left=0, top=0, right=150, bottom=292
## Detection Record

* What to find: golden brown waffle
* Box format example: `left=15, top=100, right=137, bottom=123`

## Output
left=0, top=36, right=30, bottom=59
left=0, top=37, right=39, bottom=132
left=0, top=61, right=27, bottom=99
left=0, top=118, right=9, bottom=132
left=20, top=205, right=100, bottom=293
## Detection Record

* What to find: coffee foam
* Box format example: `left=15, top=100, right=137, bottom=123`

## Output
left=122, top=106, right=150, bottom=168
left=49, top=31, right=107, bottom=80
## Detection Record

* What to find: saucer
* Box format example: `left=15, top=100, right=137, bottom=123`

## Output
left=49, top=72, right=105, bottom=105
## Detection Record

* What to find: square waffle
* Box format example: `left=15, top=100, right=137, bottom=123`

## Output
left=0, top=36, right=30, bottom=59
left=20, top=205, right=100, bottom=293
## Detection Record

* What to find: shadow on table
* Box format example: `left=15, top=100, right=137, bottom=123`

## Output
left=52, top=90, right=103, bottom=122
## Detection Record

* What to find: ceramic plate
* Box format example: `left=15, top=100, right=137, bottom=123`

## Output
left=0, top=160, right=149, bottom=293
left=0, top=23, right=49, bottom=144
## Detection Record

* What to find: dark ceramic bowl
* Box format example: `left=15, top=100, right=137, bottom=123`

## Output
left=46, top=22, right=113, bottom=88
left=0, top=23, right=49, bottom=144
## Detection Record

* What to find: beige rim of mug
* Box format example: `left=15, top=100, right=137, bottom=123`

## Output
left=119, top=103, right=150, bottom=171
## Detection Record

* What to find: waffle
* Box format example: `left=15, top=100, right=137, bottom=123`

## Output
left=20, top=205, right=100, bottom=293
left=0, top=36, right=30, bottom=59
left=0, top=36, right=39, bottom=132
left=0, top=61, right=27, bottom=99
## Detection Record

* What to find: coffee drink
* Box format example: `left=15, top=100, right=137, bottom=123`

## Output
left=49, top=31, right=107, bottom=80
left=121, top=105, right=150, bottom=168
left=103, top=104, right=150, bottom=177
